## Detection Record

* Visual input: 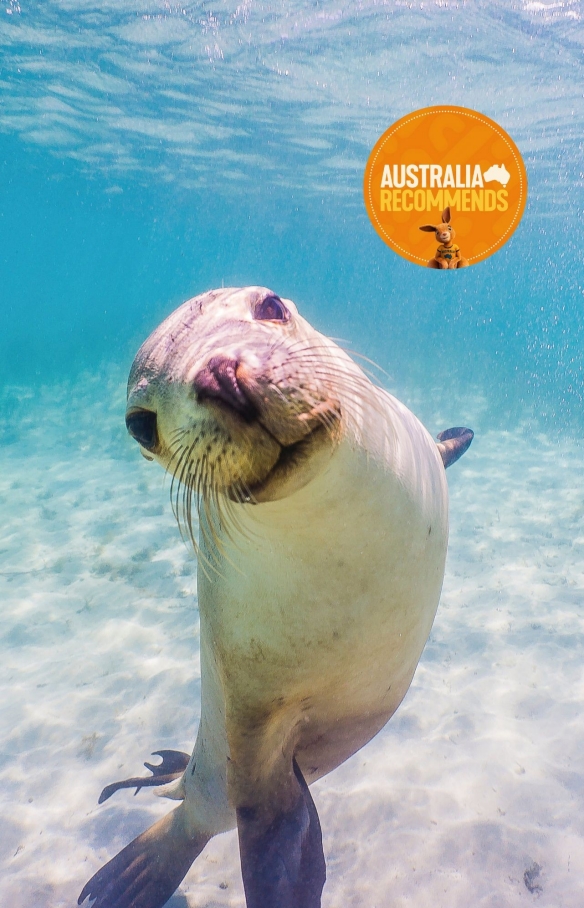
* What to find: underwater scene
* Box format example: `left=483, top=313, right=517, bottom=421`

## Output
left=2, top=2, right=584, bottom=906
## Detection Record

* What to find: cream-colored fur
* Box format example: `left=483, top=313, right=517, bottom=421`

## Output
left=81, top=287, right=450, bottom=908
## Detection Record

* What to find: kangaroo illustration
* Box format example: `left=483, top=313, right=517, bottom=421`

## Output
left=419, top=207, right=468, bottom=269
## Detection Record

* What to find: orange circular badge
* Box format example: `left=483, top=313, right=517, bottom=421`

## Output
left=363, top=106, right=527, bottom=268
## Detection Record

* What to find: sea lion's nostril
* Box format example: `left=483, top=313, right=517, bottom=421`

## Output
left=126, top=409, right=158, bottom=450
left=193, top=356, right=257, bottom=421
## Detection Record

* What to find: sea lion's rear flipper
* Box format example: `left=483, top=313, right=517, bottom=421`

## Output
left=237, top=757, right=326, bottom=908
left=98, top=750, right=190, bottom=803
left=78, top=805, right=208, bottom=908
left=437, top=426, right=474, bottom=468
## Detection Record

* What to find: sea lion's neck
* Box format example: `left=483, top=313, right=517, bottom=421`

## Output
left=247, top=439, right=370, bottom=528
left=198, top=388, right=446, bottom=567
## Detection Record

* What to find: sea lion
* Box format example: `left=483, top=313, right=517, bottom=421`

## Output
left=78, top=287, right=473, bottom=908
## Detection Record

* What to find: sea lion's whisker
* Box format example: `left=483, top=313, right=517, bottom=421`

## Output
left=313, top=408, right=342, bottom=441
left=328, top=339, right=392, bottom=381
left=273, top=354, right=386, bottom=442
left=276, top=357, right=397, bottom=453
left=185, top=473, right=196, bottom=552
left=283, top=335, right=375, bottom=373
left=170, top=444, right=189, bottom=522
left=199, top=492, right=242, bottom=577
left=196, top=455, right=216, bottom=558
left=165, top=438, right=187, bottom=490
left=164, top=431, right=190, bottom=474
left=196, top=455, right=237, bottom=570
left=173, top=439, right=199, bottom=543
left=169, top=426, right=189, bottom=443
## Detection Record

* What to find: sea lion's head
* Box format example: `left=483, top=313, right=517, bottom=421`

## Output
left=125, top=289, right=366, bottom=530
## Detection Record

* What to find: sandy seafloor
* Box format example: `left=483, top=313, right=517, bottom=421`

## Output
left=1, top=369, right=583, bottom=908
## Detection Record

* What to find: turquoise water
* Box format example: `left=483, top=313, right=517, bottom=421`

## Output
left=2, top=2, right=584, bottom=427
left=2, top=3, right=584, bottom=907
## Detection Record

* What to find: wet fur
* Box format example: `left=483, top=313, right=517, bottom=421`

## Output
left=79, top=287, right=471, bottom=908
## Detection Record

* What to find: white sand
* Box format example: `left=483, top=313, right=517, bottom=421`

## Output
left=1, top=370, right=583, bottom=907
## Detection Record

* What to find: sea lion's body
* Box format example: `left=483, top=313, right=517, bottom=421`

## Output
left=79, top=287, right=472, bottom=908
left=191, top=403, right=448, bottom=811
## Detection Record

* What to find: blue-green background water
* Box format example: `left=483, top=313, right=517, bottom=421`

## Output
left=2, top=1, right=584, bottom=429
left=2, top=3, right=584, bottom=907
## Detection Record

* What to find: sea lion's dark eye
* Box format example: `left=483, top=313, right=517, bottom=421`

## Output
left=253, top=295, right=290, bottom=322
left=126, top=409, right=158, bottom=450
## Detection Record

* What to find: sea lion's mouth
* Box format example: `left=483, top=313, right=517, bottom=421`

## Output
left=190, top=383, right=336, bottom=503
left=192, top=364, right=336, bottom=502
left=233, top=422, right=330, bottom=504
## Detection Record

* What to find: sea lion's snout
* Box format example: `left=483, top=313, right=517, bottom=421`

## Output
left=193, top=356, right=257, bottom=423
left=123, top=286, right=353, bottom=517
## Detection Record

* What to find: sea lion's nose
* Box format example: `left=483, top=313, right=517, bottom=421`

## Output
left=126, top=408, right=158, bottom=450
left=193, top=356, right=257, bottom=421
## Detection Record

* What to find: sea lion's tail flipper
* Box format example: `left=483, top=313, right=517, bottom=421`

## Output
left=237, top=757, right=326, bottom=908
left=78, top=805, right=208, bottom=908
left=98, top=750, right=190, bottom=803
left=437, top=426, right=474, bottom=468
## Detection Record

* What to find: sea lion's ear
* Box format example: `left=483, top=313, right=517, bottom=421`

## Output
left=437, top=427, right=474, bottom=468
left=419, top=225, right=437, bottom=232
left=442, top=207, right=451, bottom=224
left=238, top=758, right=326, bottom=908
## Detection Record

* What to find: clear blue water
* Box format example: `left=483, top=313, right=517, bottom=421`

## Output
left=2, top=1, right=584, bottom=428
left=2, top=3, right=584, bottom=906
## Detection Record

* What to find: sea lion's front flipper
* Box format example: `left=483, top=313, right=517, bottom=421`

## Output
left=78, top=805, right=208, bottom=908
left=98, top=750, right=190, bottom=803
left=237, top=757, right=326, bottom=908
left=437, top=426, right=474, bottom=468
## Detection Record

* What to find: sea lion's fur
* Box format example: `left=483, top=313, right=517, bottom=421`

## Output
left=79, top=287, right=472, bottom=908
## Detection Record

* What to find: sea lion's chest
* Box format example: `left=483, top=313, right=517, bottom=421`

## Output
left=199, top=433, right=448, bottom=712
